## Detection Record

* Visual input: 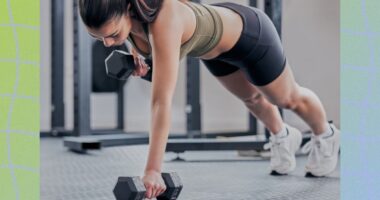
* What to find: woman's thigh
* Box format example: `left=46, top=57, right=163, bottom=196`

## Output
left=214, top=69, right=263, bottom=101
left=202, top=59, right=262, bottom=100
left=257, top=62, right=300, bottom=106
left=202, top=58, right=300, bottom=110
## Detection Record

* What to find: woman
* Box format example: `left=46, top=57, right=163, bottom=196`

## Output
left=79, top=0, right=340, bottom=198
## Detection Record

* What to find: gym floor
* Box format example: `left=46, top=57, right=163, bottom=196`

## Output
left=41, top=138, right=340, bottom=200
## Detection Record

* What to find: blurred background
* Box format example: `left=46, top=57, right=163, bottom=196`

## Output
left=40, top=0, right=339, bottom=135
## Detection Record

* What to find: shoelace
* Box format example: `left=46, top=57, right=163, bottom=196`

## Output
left=263, top=136, right=282, bottom=150
left=301, top=135, right=330, bottom=157
left=263, top=136, right=293, bottom=167
left=263, top=128, right=289, bottom=150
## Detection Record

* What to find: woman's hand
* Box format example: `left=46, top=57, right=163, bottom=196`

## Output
left=131, top=48, right=150, bottom=77
left=132, top=55, right=150, bottom=77
left=142, top=170, right=167, bottom=199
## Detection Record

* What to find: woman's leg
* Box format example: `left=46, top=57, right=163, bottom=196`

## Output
left=257, top=62, right=329, bottom=135
left=214, top=66, right=303, bottom=175
left=214, top=69, right=284, bottom=134
left=256, top=62, right=341, bottom=177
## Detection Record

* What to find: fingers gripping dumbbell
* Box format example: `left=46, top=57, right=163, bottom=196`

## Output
left=113, top=172, right=183, bottom=200
left=105, top=50, right=153, bottom=82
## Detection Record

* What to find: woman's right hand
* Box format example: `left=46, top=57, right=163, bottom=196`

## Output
left=142, top=170, right=167, bottom=199
left=131, top=48, right=150, bottom=77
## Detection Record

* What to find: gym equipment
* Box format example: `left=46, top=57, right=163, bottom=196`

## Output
left=92, top=41, right=127, bottom=92
left=42, top=0, right=127, bottom=137
left=50, top=0, right=65, bottom=130
left=113, top=172, right=183, bottom=200
left=105, top=49, right=153, bottom=81
left=48, top=0, right=311, bottom=157
left=64, top=132, right=188, bottom=153
left=166, top=133, right=312, bottom=153
left=63, top=131, right=259, bottom=152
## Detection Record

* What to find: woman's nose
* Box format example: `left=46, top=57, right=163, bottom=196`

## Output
left=103, top=37, right=115, bottom=47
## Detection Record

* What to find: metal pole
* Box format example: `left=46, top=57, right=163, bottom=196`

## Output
left=186, top=57, right=202, bottom=136
left=248, top=0, right=258, bottom=133
left=249, top=0, right=257, bottom=7
left=51, top=0, right=65, bottom=132
left=265, top=0, right=282, bottom=37
left=117, top=83, right=124, bottom=130
left=73, top=0, right=92, bottom=136
left=185, top=0, right=202, bottom=137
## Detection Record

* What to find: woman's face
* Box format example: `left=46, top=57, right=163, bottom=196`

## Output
left=87, top=13, right=132, bottom=47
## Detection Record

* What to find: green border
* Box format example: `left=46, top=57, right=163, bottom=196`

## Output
left=0, top=0, right=40, bottom=199
left=1, top=0, right=380, bottom=199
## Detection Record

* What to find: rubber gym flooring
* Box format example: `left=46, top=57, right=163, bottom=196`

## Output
left=41, top=137, right=340, bottom=200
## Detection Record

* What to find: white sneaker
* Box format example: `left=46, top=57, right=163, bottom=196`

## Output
left=302, top=122, right=340, bottom=177
left=264, top=124, right=303, bottom=175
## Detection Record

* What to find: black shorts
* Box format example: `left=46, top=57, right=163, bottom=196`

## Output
left=201, top=2, right=286, bottom=86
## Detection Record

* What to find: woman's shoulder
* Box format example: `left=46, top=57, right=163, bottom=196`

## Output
left=149, top=0, right=183, bottom=33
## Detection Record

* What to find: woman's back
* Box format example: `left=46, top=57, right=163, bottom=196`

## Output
left=128, top=0, right=244, bottom=60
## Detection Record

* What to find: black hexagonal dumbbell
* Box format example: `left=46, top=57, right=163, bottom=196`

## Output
left=113, top=172, right=183, bottom=200
left=105, top=49, right=153, bottom=82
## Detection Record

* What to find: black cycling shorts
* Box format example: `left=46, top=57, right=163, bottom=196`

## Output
left=202, top=2, right=286, bottom=86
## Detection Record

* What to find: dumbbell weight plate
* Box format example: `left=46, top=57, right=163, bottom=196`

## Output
left=157, top=172, right=183, bottom=200
left=113, top=176, right=146, bottom=200
left=105, top=50, right=136, bottom=80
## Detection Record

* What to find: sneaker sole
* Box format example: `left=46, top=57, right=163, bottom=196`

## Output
left=305, top=172, right=325, bottom=178
left=270, top=170, right=288, bottom=176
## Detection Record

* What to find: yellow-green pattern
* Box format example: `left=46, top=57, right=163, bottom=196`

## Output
left=0, top=0, right=39, bottom=199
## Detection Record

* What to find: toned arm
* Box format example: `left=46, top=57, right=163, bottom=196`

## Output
left=144, top=1, right=183, bottom=173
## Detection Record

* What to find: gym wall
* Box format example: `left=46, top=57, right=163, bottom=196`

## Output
left=281, top=0, right=339, bottom=131
left=40, top=0, right=339, bottom=134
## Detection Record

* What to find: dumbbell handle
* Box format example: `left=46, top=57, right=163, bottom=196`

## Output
left=119, top=53, right=153, bottom=82
left=114, top=172, right=182, bottom=200
left=140, top=60, right=153, bottom=82
left=105, top=50, right=153, bottom=82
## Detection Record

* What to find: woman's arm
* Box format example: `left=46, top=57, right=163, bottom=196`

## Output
left=144, top=1, right=183, bottom=174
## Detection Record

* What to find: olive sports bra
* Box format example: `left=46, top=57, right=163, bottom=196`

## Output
left=127, top=1, right=223, bottom=59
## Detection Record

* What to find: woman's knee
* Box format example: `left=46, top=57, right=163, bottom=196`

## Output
left=269, top=91, right=302, bottom=110
left=241, top=92, right=266, bottom=106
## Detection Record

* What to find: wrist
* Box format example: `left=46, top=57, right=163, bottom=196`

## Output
left=144, top=162, right=161, bottom=174
left=144, top=168, right=161, bottom=174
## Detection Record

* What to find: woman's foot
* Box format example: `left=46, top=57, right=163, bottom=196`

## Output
left=302, top=122, right=340, bottom=177
left=264, top=124, right=303, bottom=175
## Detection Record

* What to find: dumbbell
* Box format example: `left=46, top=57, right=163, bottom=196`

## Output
left=105, top=49, right=153, bottom=82
left=113, top=172, right=183, bottom=200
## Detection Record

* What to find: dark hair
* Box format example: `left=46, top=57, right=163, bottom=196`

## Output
left=79, top=0, right=163, bottom=28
